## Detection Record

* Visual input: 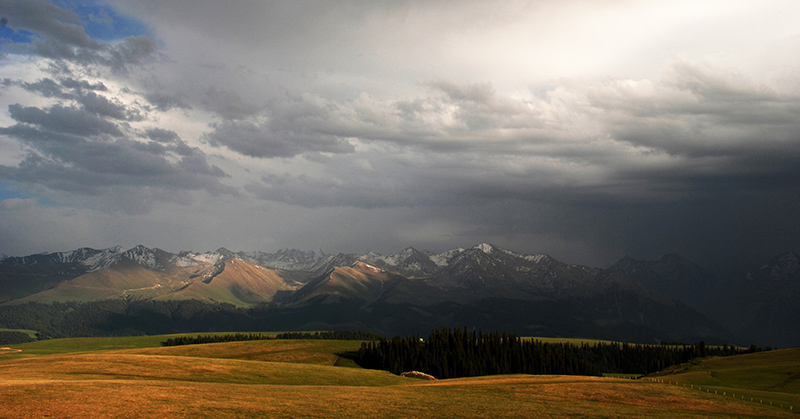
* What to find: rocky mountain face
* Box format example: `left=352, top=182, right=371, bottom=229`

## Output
left=0, top=244, right=795, bottom=346
left=606, top=253, right=720, bottom=315
left=0, top=246, right=127, bottom=302
left=713, top=252, right=800, bottom=348
left=607, top=252, right=800, bottom=348
left=1, top=245, right=300, bottom=307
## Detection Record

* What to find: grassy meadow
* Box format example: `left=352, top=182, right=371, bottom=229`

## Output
left=0, top=334, right=797, bottom=418
left=650, top=348, right=800, bottom=411
left=0, top=328, right=38, bottom=339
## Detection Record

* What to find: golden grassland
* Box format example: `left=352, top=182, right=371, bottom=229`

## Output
left=0, top=335, right=796, bottom=418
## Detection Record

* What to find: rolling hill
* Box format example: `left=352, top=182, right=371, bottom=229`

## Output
left=0, top=335, right=795, bottom=418
left=650, top=347, right=800, bottom=410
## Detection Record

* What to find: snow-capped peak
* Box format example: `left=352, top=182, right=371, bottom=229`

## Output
left=474, top=243, right=494, bottom=254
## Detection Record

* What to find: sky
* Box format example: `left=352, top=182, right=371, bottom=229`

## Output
left=1, top=0, right=799, bottom=268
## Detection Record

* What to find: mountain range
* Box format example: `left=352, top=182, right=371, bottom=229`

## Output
left=0, top=243, right=797, bottom=347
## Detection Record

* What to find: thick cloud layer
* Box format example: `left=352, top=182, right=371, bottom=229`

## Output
left=1, top=0, right=799, bottom=267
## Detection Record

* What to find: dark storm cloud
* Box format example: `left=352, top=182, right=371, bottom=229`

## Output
left=215, top=64, right=800, bottom=220
left=20, top=78, right=65, bottom=98
left=590, top=62, right=800, bottom=156
left=146, top=127, right=179, bottom=143
left=245, top=174, right=369, bottom=208
left=202, top=88, right=261, bottom=120
left=60, top=77, right=108, bottom=91
left=20, top=77, right=108, bottom=98
left=31, top=32, right=155, bottom=70
left=0, top=1, right=233, bottom=216
left=246, top=172, right=414, bottom=209
left=102, top=35, right=156, bottom=70
left=581, top=61, right=800, bottom=206
left=0, top=121, right=231, bottom=197
left=18, top=77, right=132, bottom=120
left=7, top=103, right=123, bottom=137
left=232, top=59, right=800, bottom=266
left=204, top=119, right=355, bottom=159
left=0, top=97, right=233, bottom=208
left=203, top=80, right=547, bottom=160
left=76, top=91, right=128, bottom=120
left=145, top=128, right=195, bottom=156
left=243, top=150, right=528, bottom=210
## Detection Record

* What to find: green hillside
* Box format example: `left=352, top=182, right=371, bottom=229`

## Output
left=650, top=348, right=800, bottom=410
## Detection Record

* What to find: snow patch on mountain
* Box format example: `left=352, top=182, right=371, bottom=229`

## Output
left=359, top=251, right=384, bottom=264
left=485, top=245, right=550, bottom=264
left=430, top=248, right=465, bottom=267
left=249, top=248, right=326, bottom=271
left=1, top=246, right=135, bottom=272
left=55, top=248, right=98, bottom=264
left=475, top=243, right=494, bottom=254
left=360, top=247, right=419, bottom=267
left=171, top=254, right=200, bottom=268
left=123, top=245, right=165, bottom=271
left=523, top=254, right=549, bottom=264
left=404, top=262, right=422, bottom=272
left=388, top=247, right=420, bottom=265
left=763, top=252, right=800, bottom=280
left=185, top=251, right=225, bottom=265
left=81, top=247, right=124, bottom=272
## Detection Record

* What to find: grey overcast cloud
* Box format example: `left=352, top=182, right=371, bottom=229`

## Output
left=1, top=0, right=799, bottom=267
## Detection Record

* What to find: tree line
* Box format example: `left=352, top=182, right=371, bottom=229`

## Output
left=273, top=330, right=384, bottom=340
left=356, top=327, right=764, bottom=379
left=0, top=331, right=34, bottom=345
left=161, top=332, right=272, bottom=346
left=0, top=300, right=260, bottom=339
left=161, top=330, right=384, bottom=346
left=0, top=300, right=383, bottom=339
